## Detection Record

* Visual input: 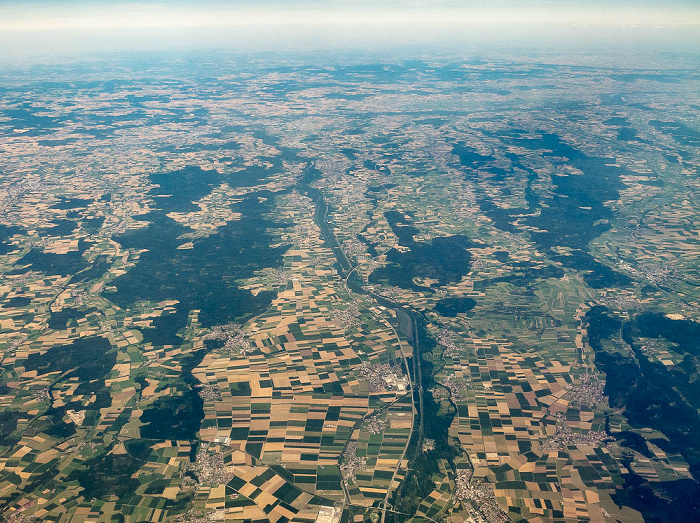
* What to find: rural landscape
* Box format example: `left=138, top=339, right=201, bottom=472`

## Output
left=0, top=39, right=699, bottom=523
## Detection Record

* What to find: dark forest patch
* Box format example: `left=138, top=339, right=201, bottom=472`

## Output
left=585, top=307, right=700, bottom=520
left=434, top=297, right=477, bottom=317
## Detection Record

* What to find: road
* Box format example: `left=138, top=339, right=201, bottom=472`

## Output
left=298, top=162, right=427, bottom=522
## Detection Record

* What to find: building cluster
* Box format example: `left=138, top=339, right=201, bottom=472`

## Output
left=442, top=374, right=470, bottom=401
left=259, top=267, right=293, bottom=286
left=7, top=510, right=37, bottom=523
left=469, top=257, right=487, bottom=272
left=198, top=382, right=223, bottom=401
left=620, top=260, right=681, bottom=285
left=639, top=338, right=659, bottom=356
left=32, top=387, right=50, bottom=402
left=329, top=302, right=361, bottom=331
left=542, top=424, right=612, bottom=450
left=368, top=285, right=404, bottom=301
left=342, top=238, right=367, bottom=258
left=364, top=414, right=389, bottom=435
left=172, top=509, right=220, bottom=523
left=437, top=328, right=460, bottom=357
left=69, top=438, right=98, bottom=455
left=455, top=474, right=509, bottom=523
left=183, top=444, right=233, bottom=489
left=567, top=372, right=606, bottom=408
left=315, top=505, right=341, bottom=523
left=340, top=442, right=367, bottom=486
left=202, top=323, right=253, bottom=356
left=359, top=362, right=408, bottom=392
left=601, top=294, right=639, bottom=311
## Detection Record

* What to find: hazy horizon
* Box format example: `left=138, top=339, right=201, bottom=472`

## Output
left=1, top=1, right=698, bottom=64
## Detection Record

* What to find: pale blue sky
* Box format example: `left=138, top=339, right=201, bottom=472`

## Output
left=3, top=0, right=699, bottom=27
left=0, top=1, right=698, bottom=60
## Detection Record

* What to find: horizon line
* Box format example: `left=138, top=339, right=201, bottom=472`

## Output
left=2, top=5, right=700, bottom=32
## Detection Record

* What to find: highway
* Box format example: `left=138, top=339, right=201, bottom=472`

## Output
left=299, top=161, right=428, bottom=522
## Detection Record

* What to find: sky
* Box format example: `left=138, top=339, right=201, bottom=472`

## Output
left=0, top=1, right=698, bottom=61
